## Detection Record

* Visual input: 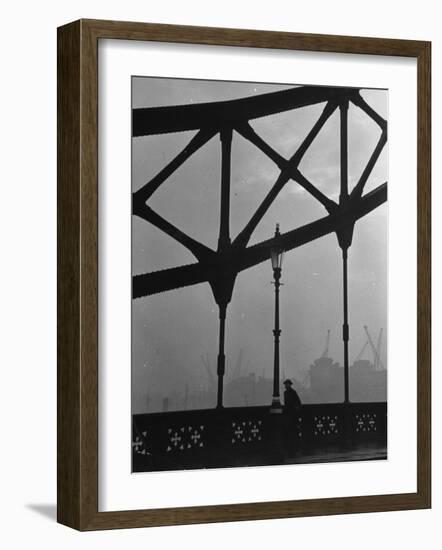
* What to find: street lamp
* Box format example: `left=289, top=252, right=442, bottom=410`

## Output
left=270, top=223, right=284, bottom=413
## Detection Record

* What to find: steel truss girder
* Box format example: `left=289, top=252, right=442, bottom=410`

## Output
left=132, top=85, right=388, bottom=304
left=132, top=182, right=387, bottom=299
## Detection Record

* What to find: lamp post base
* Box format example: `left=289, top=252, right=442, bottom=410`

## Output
left=270, top=398, right=283, bottom=414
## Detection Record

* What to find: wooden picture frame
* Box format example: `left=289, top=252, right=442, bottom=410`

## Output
left=57, top=18, right=431, bottom=530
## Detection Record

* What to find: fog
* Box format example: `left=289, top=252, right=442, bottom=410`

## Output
left=131, top=77, right=388, bottom=413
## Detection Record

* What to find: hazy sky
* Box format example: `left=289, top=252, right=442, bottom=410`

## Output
left=131, top=77, right=388, bottom=412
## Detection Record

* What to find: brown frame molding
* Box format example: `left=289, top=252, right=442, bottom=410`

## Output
left=57, top=18, right=431, bottom=531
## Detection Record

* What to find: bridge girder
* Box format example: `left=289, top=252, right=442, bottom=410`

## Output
left=132, top=85, right=387, bottom=303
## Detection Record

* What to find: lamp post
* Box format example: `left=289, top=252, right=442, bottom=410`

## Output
left=339, top=98, right=351, bottom=405
left=270, top=223, right=284, bottom=414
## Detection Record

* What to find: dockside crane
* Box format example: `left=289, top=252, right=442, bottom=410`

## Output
left=375, top=328, right=383, bottom=370
left=201, top=354, right=216, bottom=391
left=354, top=340, right=369, bottom=363
left=230, top=349, right=243, bottom=381
left=320, top=329, right=331, bottom=359
left=363, top=326, right=384, bottom=370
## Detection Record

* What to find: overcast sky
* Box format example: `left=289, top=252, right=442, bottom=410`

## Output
left=131, top=77, right=388, bottom=412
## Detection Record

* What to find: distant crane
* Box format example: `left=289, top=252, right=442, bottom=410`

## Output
left=201, top=354, right=215, bottom=391
left=375, top=329, right=383, bottom=370
left=320, top=329, right=331, bottom=359
left=354, top=340, right=369, bottom=363
left=363, top=326, right=384, bottom=370
left=231, top=349, right=244, bottom=381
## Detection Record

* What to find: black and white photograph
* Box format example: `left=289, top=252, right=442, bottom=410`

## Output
left=0, top=0, right=436, bottom=542
left=131, top=76, right=388, bottom=473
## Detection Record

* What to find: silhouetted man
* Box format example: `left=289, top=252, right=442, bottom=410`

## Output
left=283, top=379, right=301, bottom=412
left=282, top=379, right=301, bottom=453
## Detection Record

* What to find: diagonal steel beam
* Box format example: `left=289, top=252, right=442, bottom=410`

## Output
left=234, top=102, right=338, bottom=248
left=133, top=128, right=217, bottom=206
left=351, top=92, right=387, bottom=131
left=133, top=203, right=214, bottom=262
left=133, top=182, right=387, bottom=299
left=291, top=170, right=338, bottom=213
left=238, top=183, right=387, bottom=271
left=350, top=130, right=387, bottom=200
left=235, top=121, right=286, bottom=169
left=235, top=123, right=337, bottom=213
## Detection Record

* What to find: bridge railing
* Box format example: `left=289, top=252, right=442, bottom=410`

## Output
left=133, top=402, right=387, bottom=472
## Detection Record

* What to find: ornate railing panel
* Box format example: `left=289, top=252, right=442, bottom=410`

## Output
left=133, top=402, right=387, bottom=472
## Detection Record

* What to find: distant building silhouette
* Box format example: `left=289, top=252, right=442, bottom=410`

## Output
left=309, top=357, right=344, bottom=402
left=350, top=359, right=387, bottom=402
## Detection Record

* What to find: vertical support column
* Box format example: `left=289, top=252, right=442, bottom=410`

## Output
left=339, top=98, right=351, bottom=406
left=342, top=248, right=350, bottom=404
left=216, top=304, right=227, bottom=409
left=339, top=99, right=349, bottom=204
left=214, top=127, right=233, bottom=409
left=218, top=128, right=233, bottom=250
left=214, top=127, right=233, bottom=408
